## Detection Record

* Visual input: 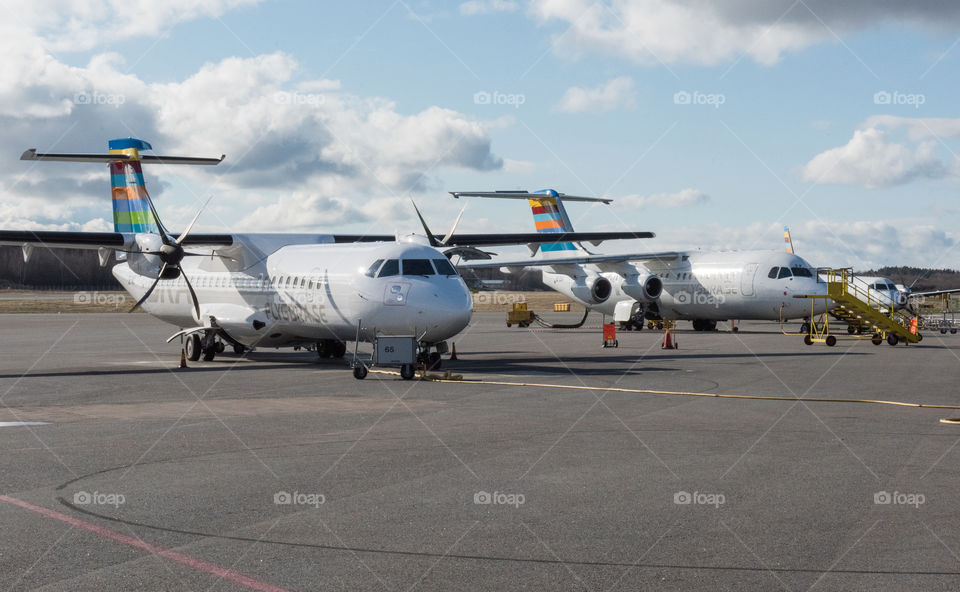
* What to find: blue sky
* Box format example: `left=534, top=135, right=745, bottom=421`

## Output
left=3, top=0, right=960, bottom=269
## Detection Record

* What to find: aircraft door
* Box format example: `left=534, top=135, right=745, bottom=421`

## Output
left=741, top=263, right=759, bottom=297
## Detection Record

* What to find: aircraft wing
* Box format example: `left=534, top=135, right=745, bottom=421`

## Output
left=459, top=251, right=682, bottom=269
left=909, top=288, right=960, bottom=298
left=0, top=230, right=234, bottom=250
left=330, top=231, right=654, bottom=247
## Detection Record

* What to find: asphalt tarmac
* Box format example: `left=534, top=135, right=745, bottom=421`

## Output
left=1, top=312, right=960, bottom=591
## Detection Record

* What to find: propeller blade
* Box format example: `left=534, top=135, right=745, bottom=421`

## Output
left=144, top=197, right=173, bottom=246
left=441, top=204, right=466, bottom=245
left=180, top=268, right=201, bottom=321
left=182, top=251, right=237, bottom=261
left=128, top=263, right=167, bottom=312
left=410, top=200, right=440, bottom=247
left=176, top=195, right=214, bottom=246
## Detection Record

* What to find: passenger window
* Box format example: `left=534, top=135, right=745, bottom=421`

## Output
left=378, top=259, right=400, bottom=277
left=365, top=259, right=384, bottom=277
left=777, top=267, right=792, bottom=279
left=768, top=267, right=779, bottom=279
left=791, top=266, right=812, bottom=278
left=402, top=259, right=435, bottom=276
left=433, top=258, right=457, bottom=276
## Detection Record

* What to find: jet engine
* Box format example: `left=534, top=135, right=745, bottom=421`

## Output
left=620, top=273, right=663, bottom=302
left=569, top=274, right=613, bottom=304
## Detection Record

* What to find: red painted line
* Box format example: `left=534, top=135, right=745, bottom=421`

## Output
left=0, top=495, right=288, bottom=592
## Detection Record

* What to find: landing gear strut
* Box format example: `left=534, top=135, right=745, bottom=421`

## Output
left=316, top=339, right=347, bottom=360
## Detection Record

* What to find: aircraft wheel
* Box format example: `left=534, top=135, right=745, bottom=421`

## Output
left=202, top=348, right=216, bottom=361
left=917, top=333, right=923, bottom=342
left=215, top=341, right=225, bottom=353
left=353, top=365, right=368, bottom=380
left=656, top=322, right=664, bottom=330
left=233, top=343, right=245, bottom=355
left=847, top=325, right=856, bottom=335
left=872, top=334, right=883, bottom=345
left=800, top=322, right=810, bottom=334
left=333, top=342, right=347, bottom=358
left=826, top=335, right=837, bottom=347
left=425, top=351, right=442, bottom=370
left=941, top=328, right=947, bottom=334
left=952, top=328, right=957, bottom=334
left=887, top=334, right=899, bottom=346
left=803, top=335, right=813, bottom=346
left=400, top=364, right=415, bottom=380
left=185, top=334, right=202, bottom=361
left=732, top=326, right=739, bottom=333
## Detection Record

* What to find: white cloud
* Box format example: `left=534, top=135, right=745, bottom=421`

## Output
left=616, top=188, right=708, bottom=209
left=635, top=219, right=958, bottom=270
left=555, top=76, right=636, bottom=113
left=802, top=118, right=959, bottom=188
left=0, top=9, right=503, bottom=232
left=528, top=0, right=960, bottom=66
left=460, top=0, right=519, bottom=16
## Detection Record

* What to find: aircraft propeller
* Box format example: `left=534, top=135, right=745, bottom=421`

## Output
left=129, top=196, right=213, bottom=318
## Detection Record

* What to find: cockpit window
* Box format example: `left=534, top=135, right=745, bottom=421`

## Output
left=433, top=258, right=457, bottom=276
left=777, top=267, right=793, bottom=279
left=378, top=259, right=399, bottom=277
left=887, top=283, right=897, bottom=290
left=365, top=259, right=384, bottom=277
left=768, top=267, right=779, bottom=279
left=402, top=259, right=435, bottom=276
left=791, top=266, right=812, bottom=278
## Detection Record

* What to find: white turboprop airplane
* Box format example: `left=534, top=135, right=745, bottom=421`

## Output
left=452, top=190, right=829, bottom=331
left=2, top=140, right=653, bottom=378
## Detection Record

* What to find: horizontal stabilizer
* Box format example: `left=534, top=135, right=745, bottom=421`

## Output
left=450, top=191, right=612, bottom=204
left=20, top=149, right=224, bottom=165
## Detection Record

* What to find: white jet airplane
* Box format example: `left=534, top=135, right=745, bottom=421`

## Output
left=452, top=190, right=829, bottom=332
left=2, top=140, right=652, bottom=378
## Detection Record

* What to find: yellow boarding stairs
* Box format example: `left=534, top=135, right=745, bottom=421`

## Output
left=793, top=269, right=921, bottom=346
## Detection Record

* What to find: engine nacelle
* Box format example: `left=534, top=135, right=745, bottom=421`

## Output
left=621, top=273, right=663, bottom=302
left=127, top=233, right=165, bottom=277
left=569, top=274, right=613, bottom=304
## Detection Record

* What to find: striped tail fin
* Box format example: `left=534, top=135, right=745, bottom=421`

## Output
left=784, top=226, right=795, bottom=254
left=109, top=138, right=160, bottom=234
left=528, top=189, right=579, bottom=255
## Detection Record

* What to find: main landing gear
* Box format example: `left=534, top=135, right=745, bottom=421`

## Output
left=316, top=339, right=347, bottom=360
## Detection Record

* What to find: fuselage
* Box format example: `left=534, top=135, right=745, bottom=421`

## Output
left=114, top=241, right=473, bottom=348
left=543, top=250, right=828, bottom=321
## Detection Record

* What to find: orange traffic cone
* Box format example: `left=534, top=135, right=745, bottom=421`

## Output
left=179, top=348, right=188, bottom=368
left=662, top=328, right=677, bottom=350
left=449, top=343, right=458, bottom=360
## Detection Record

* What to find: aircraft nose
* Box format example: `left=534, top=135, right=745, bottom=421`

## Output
left=410, top=279, right=472, bottom=340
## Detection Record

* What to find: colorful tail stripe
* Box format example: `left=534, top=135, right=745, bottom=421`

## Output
left=528, top=189, right=576, bottom=252
left=109, top=138, right=158, bottom=233
left=784, top=226, right=794, bottom=254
